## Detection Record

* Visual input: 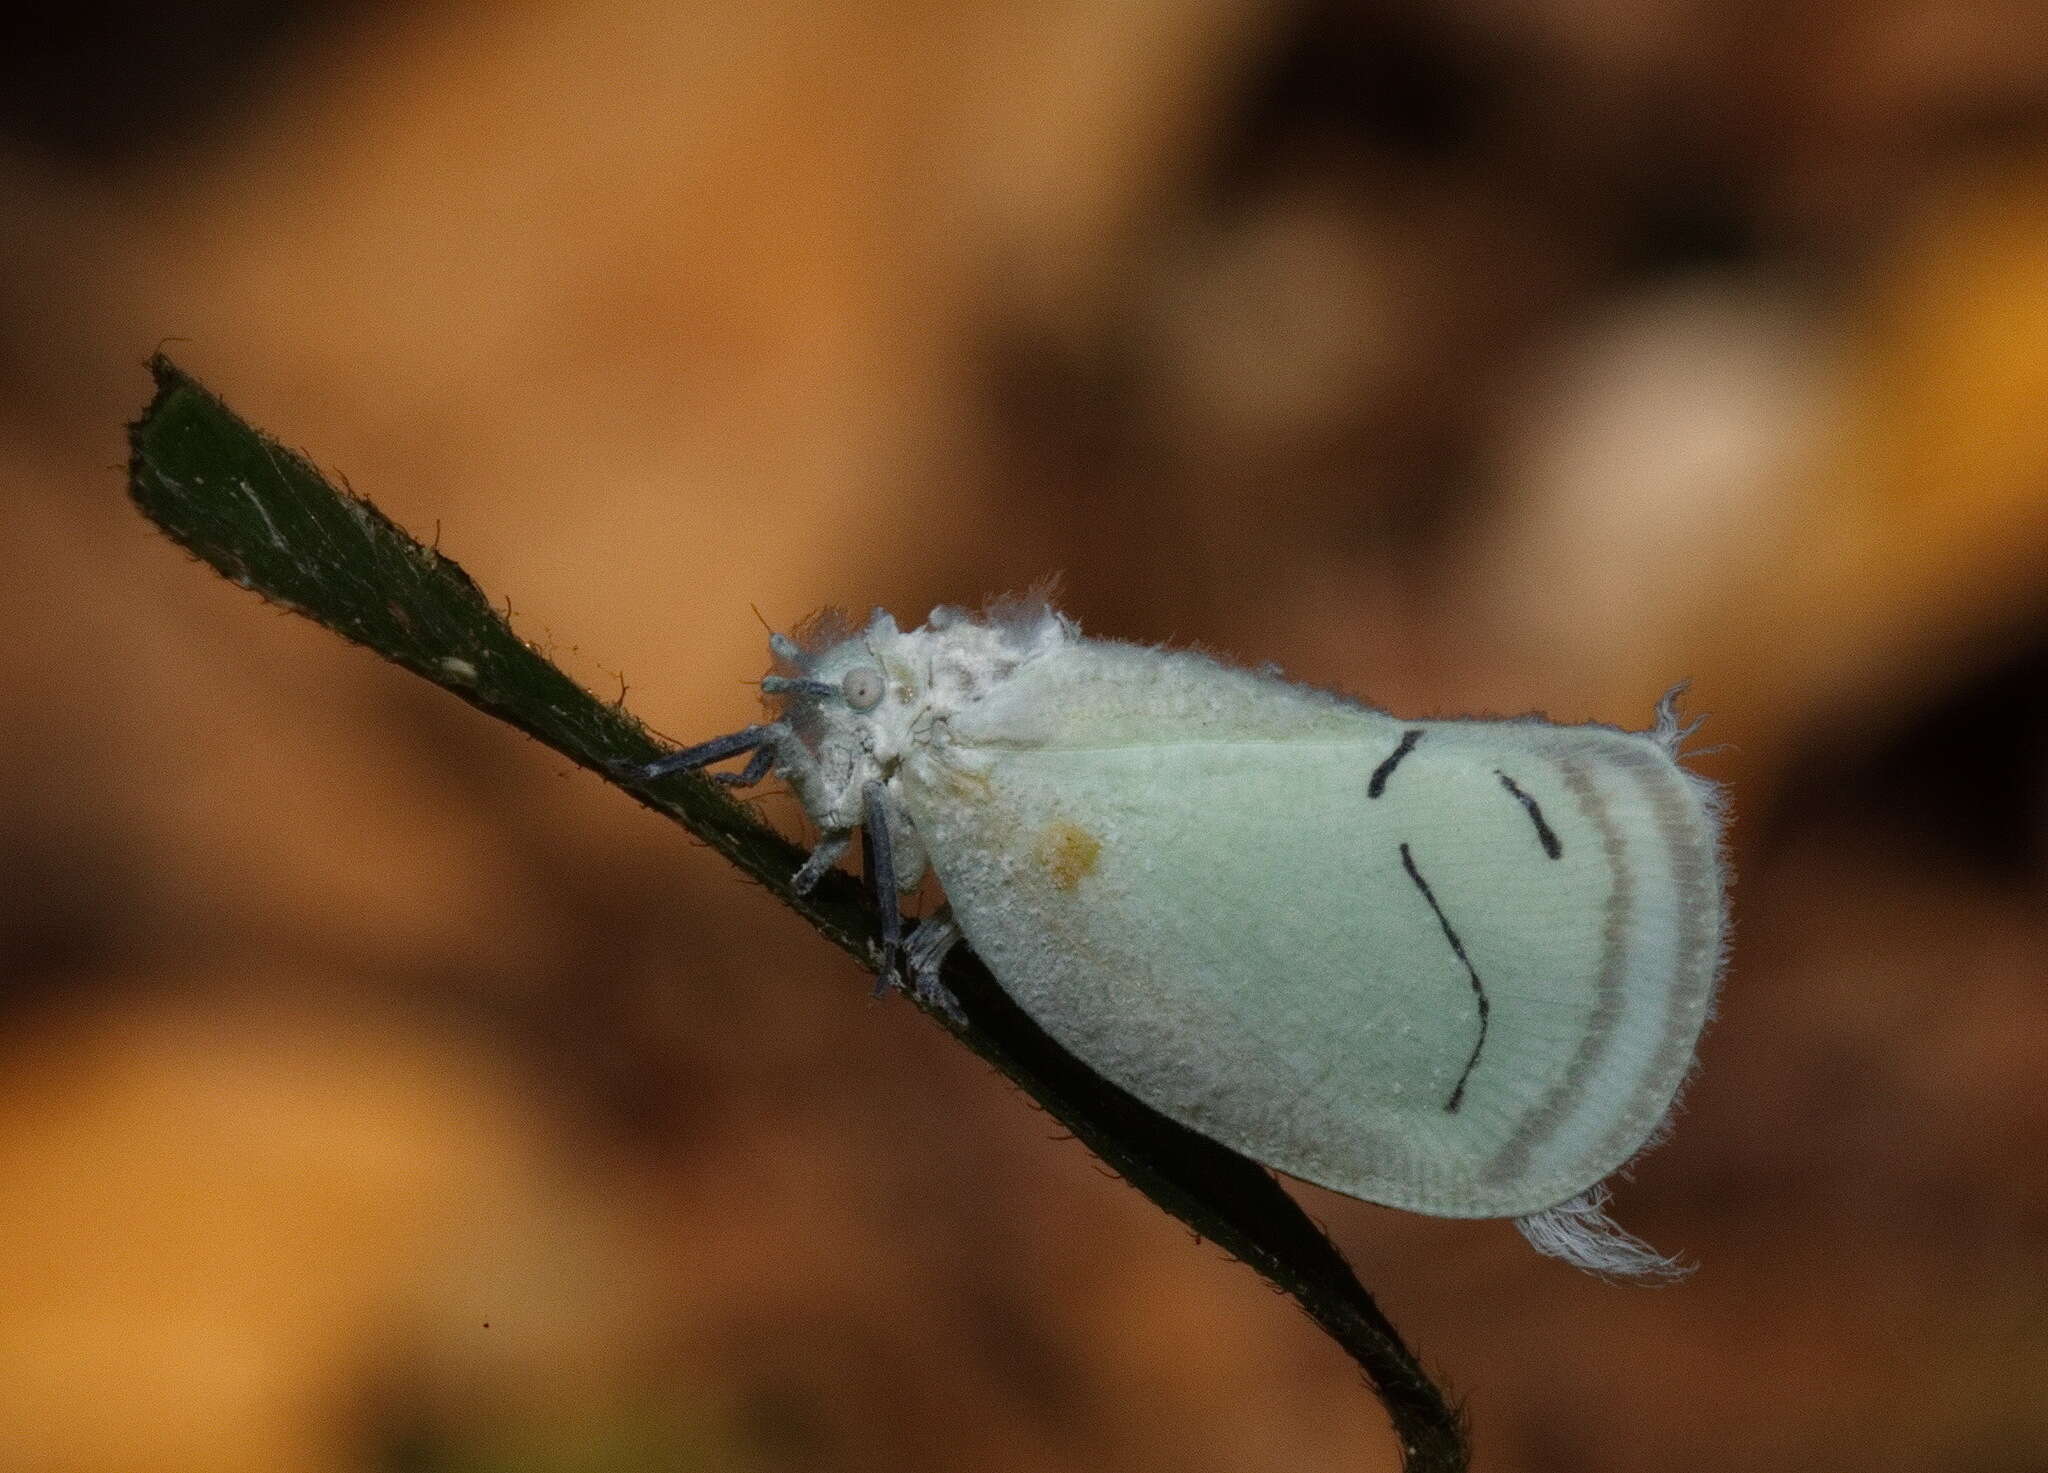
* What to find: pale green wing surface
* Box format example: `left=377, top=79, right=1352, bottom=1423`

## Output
left=903, top=719, right=1721, bottom=1218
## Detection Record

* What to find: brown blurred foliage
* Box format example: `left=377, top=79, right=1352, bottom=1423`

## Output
left=3, top=2, right=2047, bottom=1469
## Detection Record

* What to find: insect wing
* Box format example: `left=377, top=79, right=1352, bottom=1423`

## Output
left=906, top=713, right=1720, bottom=1219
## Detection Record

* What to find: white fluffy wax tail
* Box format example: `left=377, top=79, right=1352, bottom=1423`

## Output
left=1515, top=1185, right=1690, bottom=1282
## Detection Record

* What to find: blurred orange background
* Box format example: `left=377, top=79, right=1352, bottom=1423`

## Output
left=4, top=2, right=2048, bottom=1469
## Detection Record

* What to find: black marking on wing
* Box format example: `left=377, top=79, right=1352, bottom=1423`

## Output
left=1368, top=729, right=1424, bottom=798
left=1399, top=841, right=1490, bottom=1113
left=1495, top=771, right=1563, bottom=859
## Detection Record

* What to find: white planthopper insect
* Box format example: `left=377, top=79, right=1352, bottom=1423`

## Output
left=634, top=596, right=1727, bottom=1279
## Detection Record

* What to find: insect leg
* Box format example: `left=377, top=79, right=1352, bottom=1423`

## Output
left=861, top=780, right=903, bottom=993
left=904, top=910, right=966, bottom=1024
left=627, top=723, right=785, bottom=783
left=714, top=743, right=779, bottom=787
left=790, top=832, right=852, bottom=895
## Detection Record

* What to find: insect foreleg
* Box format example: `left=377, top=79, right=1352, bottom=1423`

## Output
left=714, top=743, right=779, bottom=787
left=628, top=723, right=789, bottom=784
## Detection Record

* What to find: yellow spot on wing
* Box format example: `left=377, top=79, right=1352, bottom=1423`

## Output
left=1035, top=820, right=1101, bottom=892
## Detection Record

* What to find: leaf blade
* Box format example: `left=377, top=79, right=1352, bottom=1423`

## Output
left=127, top=354, right=1468, bottom=1472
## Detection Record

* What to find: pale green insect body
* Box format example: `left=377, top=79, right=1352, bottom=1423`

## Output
left=654, top=597, right=1727, bottom=1278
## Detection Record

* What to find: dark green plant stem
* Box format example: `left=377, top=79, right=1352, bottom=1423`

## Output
left=127, top=354, right=1469, bottom=1472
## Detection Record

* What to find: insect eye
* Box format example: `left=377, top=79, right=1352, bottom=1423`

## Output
left=841, top=666, right=886, bottom=711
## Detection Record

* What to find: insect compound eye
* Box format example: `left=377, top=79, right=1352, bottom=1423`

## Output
left=841, top=666, right=886, bottom=712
